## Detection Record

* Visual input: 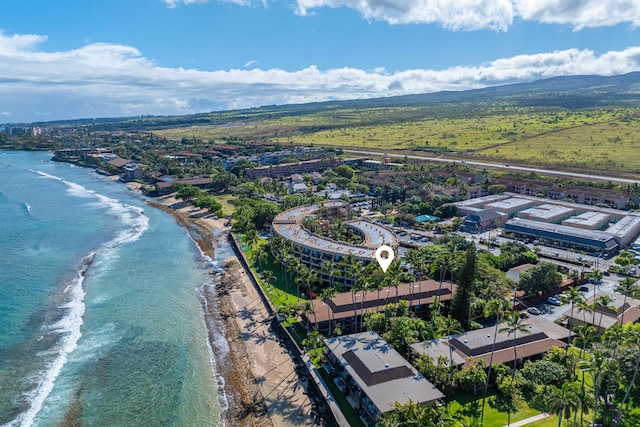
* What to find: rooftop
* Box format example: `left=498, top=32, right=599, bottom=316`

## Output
left=307, top=280, right=456, bottom=323
left=272, top=203, right=397, bottom=260
left=411, top=318, right=568, bottom=367
left=326, top=331, right=444, bottom=413
left=518, top=203, right=575, bottom=220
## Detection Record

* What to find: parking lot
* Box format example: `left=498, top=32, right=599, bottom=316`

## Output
left=521, top=276, right=625, bottom=323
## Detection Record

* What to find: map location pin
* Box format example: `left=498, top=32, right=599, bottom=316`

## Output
left=375, top=245, right=395, bottom=273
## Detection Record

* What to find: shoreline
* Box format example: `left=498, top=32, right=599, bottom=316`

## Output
left=148, top=196, right=314, bottom=427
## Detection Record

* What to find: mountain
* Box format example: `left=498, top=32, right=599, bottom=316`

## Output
left=21, top=72, right=640, bottom=130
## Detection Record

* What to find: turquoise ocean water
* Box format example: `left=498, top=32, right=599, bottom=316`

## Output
left=0, top=150, right=225, bottom=426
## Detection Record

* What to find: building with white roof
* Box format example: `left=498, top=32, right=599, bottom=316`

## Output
left=518, top=204, right=575, bottom=223
left=562, top=211, right=610, bottom=230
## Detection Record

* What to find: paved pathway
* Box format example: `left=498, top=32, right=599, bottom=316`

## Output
left=502, top=413, right=551, bottom=427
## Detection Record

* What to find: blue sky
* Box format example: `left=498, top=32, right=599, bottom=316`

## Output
left=1, top=0, right=640, bottom=123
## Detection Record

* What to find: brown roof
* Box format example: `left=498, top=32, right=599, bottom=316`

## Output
left=462, top=338, right=567, bottom=367
left=107, top=157, right=131, bottom=168
left=306, top=280, right=456, bottom=323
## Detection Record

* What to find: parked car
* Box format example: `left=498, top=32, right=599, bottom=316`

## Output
left=604, top=271, right=610, bottom=276
left=547, top=297, right=562, bottom=306
left=527, top=307, right=541, bottom=315
left=578, top=286, right=589, bottom=292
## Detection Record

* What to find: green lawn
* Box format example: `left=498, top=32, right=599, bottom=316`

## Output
left=527, top=415, right=558, bottom=427
left=447, top=390, right=541, bottom=427
left=215, top=193, right=238, bottom=216
left=237, top=234, right=301, bottom=305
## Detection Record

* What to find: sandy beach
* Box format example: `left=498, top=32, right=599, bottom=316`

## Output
left=149, top=195, right=314, bottom=427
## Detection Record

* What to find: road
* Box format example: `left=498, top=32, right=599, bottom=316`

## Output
left=343, top=149, right=640, bottom=184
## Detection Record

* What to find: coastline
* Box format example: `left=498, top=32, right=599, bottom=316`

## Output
left=148, top=196, right=314, bottom=427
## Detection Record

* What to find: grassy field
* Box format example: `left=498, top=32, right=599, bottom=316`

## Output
left=215, top=193, right=238, bottom=216
left=154, top=105, right=640, bottom=173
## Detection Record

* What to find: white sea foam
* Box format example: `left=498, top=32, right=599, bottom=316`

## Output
left=2, top=253, right=92, bottom=427
left=35, top=170, right=150, bottom=257
left=6, top=172, right=149, bottom=427
left=34, top=170, right=62, bottom=181
left=197, top=284, right=229, bottom=426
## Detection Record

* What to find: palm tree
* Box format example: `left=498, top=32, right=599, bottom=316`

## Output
left=561, top=286, right=586, bottom=349
left=321, top=260, right=336, bottom=286
left=435, top=253, right=452, bottom=296
left=481, top=297, right=507, bottom=424
left=385, top=259, right=403, bottom=302
left=593, top=294, right=617, bottom=331
left=499, top=310, right=532, bottom=374
left=436, top=316, right=463, bottom=371
left=245, top=227, right=259, bottom=252
left=616, top=277, right=638, bottom=325
left=578, top=347, right=612, bottom=427
left=572, top=324, right=599, bottom=358
left=303, top=300, right=317, bottom=330
left=577, top=298, right=593, bottom=325
left=405, top=248, right=423, bottom=280
left=621, top=323, right=640, bottom=408
left=307, top=269, right=319, bottom=299
left=276, top=301, right=298, bottom=321
left=545, top=382, right=581, bottom=427
left=261, top=270, right=275, bottom=288
left=320, top=286, right=338, bottom=337
left=294, top=266, right=310, bottom=300
left=255, top=245, right=269, bottom=271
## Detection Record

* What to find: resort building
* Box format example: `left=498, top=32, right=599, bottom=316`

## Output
left=410, top=318, right=569, bottom=368
left=246, top=158, right=340, bottom=179
left=303, top=280, right=456, bottom=334
left=272, top=202, right=398, bottom=288
left=325, top=331, right=444, bottom=426
left=561, top=291, right=640, bottom=333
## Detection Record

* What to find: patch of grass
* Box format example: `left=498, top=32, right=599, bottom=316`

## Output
left=215, top=193, right=238, bottom=216
left=447, top=390, right=541, bottom=427
left=526, top=415, right=558, bottom=427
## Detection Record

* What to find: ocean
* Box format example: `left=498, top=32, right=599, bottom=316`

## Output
left=0, top=150, right=225, bottom=426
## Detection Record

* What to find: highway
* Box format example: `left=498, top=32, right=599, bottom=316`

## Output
left=343, top=149, right=640, bottom=185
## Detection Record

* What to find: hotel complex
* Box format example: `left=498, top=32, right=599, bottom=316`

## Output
left=271, top=201, right=398, bottom=288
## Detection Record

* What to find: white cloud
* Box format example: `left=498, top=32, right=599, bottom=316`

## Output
left=167, top=0, right=640, bottom=30
left=244, top=59, right=258, bottom=68
left=0, top=111, right=11, bottom=116
left=514, top=0, right=640, bottom=30
left=1, top=31, right=640, bottom=122
left=295, top=0, right=515, bottom=30
left=298, top=0, right=640, bottom=30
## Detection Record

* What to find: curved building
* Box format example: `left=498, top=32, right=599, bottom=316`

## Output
left=271, top=201, right=398, bottom=288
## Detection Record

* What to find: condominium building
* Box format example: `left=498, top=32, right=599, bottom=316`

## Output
left=271, top=201, right=397, bottom=288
